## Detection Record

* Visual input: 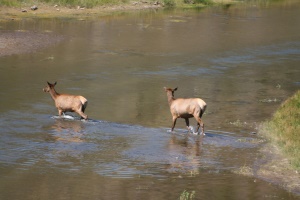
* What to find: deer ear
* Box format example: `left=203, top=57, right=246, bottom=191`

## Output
left=174, top=87, right=178, bottom=91
left=54, top=82, right=57, bottom=86
left=47, top=81, right=51, bottom=85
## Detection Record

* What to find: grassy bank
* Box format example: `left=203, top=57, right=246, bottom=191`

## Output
left=0, top=0, right=231, bottom=20
left=233, top=91, right=300, bottom=193
left=1, top=0, right=214, bottom=9
left=259, top=90, right=300, bottom=169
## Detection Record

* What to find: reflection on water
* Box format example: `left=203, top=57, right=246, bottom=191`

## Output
left=166, top=134, right=202, bottom=174
left=0, top=110, right=259, bottom=175
left=1, top=109, right=298, bottom=199
left=1, top=0, right=300, bottom=199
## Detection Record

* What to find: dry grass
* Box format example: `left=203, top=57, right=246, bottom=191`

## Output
left=255, top=144, right=300, bottom=194
left=232, top=165, right=253, bottom=177
left=236, top=138, right=265, bottom=144
left=1, top=0, right=129, bottom=8
left=0, top=0, right=234, bottom=10
left=0, top=3, right=162, bottom=21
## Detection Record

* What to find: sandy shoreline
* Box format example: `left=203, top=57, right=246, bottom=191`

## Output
left=0, top=3, right=163, bottom=21
left=233, top=142, right=300, bottom=195
left=0, top=0, right=232, bottom=56
left=0, top=3, right=163, bottom=57
left=0, top=31, right=64, bottom=57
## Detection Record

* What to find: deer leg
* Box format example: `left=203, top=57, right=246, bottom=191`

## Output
left=201, top=123, right=205, bottom=136
left=80, top=112, right=88, bottom=120
left=171, top=116, right=177, bottom=132
left=58, top=109, right=63, bottom=116
left=194, top=115, right=205, bottom=135
left=184, top=118, right=190, bottom=132
left=79, top=112, right=88, bottom=120
left=76, top=108, right=88, bottom=120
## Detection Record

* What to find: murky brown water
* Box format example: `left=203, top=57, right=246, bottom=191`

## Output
left=1, top=1, right=300, bottom=199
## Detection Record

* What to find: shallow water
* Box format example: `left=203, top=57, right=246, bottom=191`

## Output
left=1, top=0, right=300, bottom=199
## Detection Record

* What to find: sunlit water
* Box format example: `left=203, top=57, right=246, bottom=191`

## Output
left=1, top=0, right=300, bottom=199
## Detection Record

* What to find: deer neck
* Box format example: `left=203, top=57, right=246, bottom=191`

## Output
left=49, top=88, right=60, bottom=101
left=167, top=92, right=175, bottom=106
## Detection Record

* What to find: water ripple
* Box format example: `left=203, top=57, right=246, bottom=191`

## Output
left=211, top=42, right=300, bottom=67
left=0, top=111, right=261, bottom=178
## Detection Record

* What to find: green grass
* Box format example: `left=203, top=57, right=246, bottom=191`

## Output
left=259, top=90, right=300, bottom=169
left=180, top=190, right=196, bottom=200
left=1, top=0, right=21, bottom=6
left=164, top=0, right=213, bottom=7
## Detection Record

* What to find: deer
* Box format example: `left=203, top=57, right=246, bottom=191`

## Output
left=43, top=81, right=88, bottom=120
left=164, top=87, right=207, bottom=135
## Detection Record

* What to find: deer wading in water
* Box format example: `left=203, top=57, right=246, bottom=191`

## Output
left=43, top=82, right=88, bottom=120
left=164, top=87, right=207, bottom=135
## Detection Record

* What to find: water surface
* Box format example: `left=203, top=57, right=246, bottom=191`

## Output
left=1, top=1, right=300, bottom=199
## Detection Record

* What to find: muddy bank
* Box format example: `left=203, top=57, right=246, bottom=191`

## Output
left=233, top=141, right=300, bottom=195
left=256, top=144, right=300, bottom=194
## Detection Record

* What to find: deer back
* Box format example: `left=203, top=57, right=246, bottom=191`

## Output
left=55, top=94, right=85, bottom=110
left=170, top=98, right=206, bottom=116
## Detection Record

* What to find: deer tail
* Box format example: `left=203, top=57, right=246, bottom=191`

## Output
left=79, top=96, right=88, bottom=113
left=199, top=101, right=207, bottom=118
left=82, top=101, right=88, bottom=113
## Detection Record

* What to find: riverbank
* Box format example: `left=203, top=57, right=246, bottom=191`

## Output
left=0, top=2, right=163, bottom=21
left=0, top=2, right=163, bottom=56
left=234, top=91, right=300, bottom=194
left=0, top=0, right=237, bottom=21
left=258, top=91, right=300, bottom=193
left=0, top=0, right=234, bottom=57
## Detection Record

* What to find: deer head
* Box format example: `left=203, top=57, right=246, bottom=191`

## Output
left=164, top=87, right=178, bottom=97
left=43, top=81, right=57, bottom=92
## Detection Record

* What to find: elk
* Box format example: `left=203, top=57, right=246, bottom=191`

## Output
left=43, top=81, right=88, bottom=120
left=164, top=87, right=207, bottom=135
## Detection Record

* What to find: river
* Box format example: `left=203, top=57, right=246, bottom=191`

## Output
left=0, top=0, right=300, bottom=199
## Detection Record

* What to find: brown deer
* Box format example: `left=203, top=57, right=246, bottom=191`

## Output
left=43, top=81, right=88, bottom=120
left=164, top=87, right=207, bottom=135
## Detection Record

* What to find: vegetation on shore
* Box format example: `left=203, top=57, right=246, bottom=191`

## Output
left=233, top=91, right=300, bottom=193
left=1, top=0, right=129, bottom=8
left=259, top=90, right=300, bottom=169
left=1, top=0, right=214, bottom=9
